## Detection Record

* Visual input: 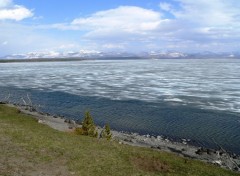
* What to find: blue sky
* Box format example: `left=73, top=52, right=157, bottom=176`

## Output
left=0, top=0, right=240, bottom=56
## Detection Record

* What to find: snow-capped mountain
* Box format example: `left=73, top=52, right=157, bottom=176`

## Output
left=2, top=50, right=102, bottom=59
left=1, top=50, right=240, bottom=60
left=147, top=51, right=188, bottom=58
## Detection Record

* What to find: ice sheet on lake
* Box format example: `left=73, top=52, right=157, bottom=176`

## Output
left=0, top=59, right=240, bottom=113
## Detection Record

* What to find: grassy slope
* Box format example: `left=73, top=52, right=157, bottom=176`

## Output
left=0, top=105, right=239, bottom=176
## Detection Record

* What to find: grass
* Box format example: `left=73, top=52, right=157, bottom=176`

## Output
left=0, top=104, right=239, bottom=176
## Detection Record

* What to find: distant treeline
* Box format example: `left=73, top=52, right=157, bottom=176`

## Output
left=0, top=58, right=88, bottom=63
left=0, top=57, right=146, bottom=63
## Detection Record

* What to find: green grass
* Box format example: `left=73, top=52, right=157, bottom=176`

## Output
left=0, top=104, right=239, bottom=176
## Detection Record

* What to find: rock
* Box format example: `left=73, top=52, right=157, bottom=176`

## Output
left=206, top=149, right=215, bottom=155
left=64, top=119, right=73, bottom=124
left=123, top=138, right=132, bottom=142
left=57, top=115, right=64, bottom=119
left=31, top=107, right=37, bottom=112
left=181, top=139, right=188, bottom=145
left=196, top=148, right=204, bottom=155
left=165, top=139, right=169, bottom=142
left=195, top=150, right=202, bottom=155
left=195, top=147, right=217, bottom=155
left=233, top=167, right=239, bottom=172
left=219, top=150, right=224, bottom=156
left=232, top=154, right=237, bottom=159
left=182, top=139, right=187, bottom=142
left=131, top=132, right=139, bottom=136
left=213, top=160, right=222, bottom=165
left=75, top=120, right=82, bottom=125
left=38, top=119, right=45, bottom=124
left=151, top=136, right=155, bottom=139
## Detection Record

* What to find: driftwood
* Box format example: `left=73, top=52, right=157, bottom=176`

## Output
left=211, top=138, right=239, bottom=170
left=20, top=93, right=40, bottom=112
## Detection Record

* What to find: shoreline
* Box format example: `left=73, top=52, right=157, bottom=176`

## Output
left=2, top=102, right=240, bottom=172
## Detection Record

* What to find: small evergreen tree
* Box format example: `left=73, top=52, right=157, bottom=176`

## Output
left=101, top=123, right=112, bottom=140
left=75, top=111, right=97, bottom=137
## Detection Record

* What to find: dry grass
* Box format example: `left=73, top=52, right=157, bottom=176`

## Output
left=131, top=156, right=170, bottom=173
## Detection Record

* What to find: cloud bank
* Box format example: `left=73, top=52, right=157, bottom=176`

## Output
left=46, top=1, right=240, bottom=52
left=0, top=0, right=33, bottom=21
left=1, top=0, right=240, bottom=56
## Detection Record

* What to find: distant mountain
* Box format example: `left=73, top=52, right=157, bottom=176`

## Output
left=144, top=51, right=188, bottom=59
left=143, top=51, right=240, bottom=59
left=186, top=51, right=240, bottom=59
left=2, top=50, right=101, bottom=59
left=1, top=50, right=240, bottom=60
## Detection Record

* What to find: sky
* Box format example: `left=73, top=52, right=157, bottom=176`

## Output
left=0, top=0, right=240, bottom=56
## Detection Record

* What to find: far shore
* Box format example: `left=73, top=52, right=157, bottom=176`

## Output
left=1, top=101, right=240, bottom=172
left=0, top=57, right=144, bottom=63
left=0, top=58, right=87, bottom=63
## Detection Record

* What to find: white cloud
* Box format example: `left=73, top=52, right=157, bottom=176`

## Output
left=46, top=4, right=239, bottom=51
left=37, top=6, right=170, bottom=51
left=153, top=0, right=240, bottom=52
left=72, top=6, right=162, bottom=32
left=43, top=6, right=170, bottom=50
left=0, top=0, right=33, bottom=21
left=0, top=0, right=11, bottom=9
left=172, top=0, right=240, bottom=26
left=33, top=3, right=240, bottom=53
left=47, top=6, right=164, bottom=37
left=159, top=2, right=173, bottom=12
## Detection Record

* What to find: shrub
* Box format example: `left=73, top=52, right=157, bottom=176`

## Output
left=75, top=111, right=98, bottom=137
left=100, top=123, right=112, bottom=140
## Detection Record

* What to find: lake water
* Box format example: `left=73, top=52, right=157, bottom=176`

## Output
left=0, top=59, right=240, bottom=154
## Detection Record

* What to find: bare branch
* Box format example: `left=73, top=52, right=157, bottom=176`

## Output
left=21, top=97, right=27, bottom=106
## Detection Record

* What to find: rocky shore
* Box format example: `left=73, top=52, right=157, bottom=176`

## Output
left=2, top=102, right=240, bottom=172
